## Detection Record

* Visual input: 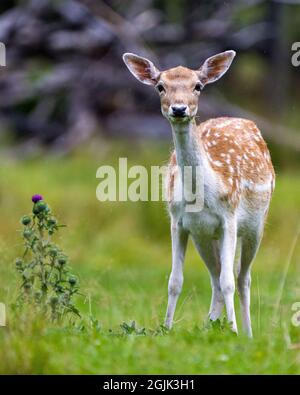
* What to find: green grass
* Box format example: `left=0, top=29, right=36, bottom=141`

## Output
left=0, top=140, right=300, bottom=374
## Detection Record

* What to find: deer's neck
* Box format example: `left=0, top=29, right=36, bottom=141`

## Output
left=171, top=120, right=201, bottom=169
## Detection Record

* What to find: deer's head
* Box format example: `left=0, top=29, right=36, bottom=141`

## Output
left=123, top=51, right=236, bottom=124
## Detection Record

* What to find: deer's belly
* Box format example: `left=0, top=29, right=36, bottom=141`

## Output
left=182, top=209, right=222, bottom=239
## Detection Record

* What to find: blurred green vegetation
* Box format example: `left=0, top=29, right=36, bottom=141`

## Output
left=0, top=142, right=299, bottom=374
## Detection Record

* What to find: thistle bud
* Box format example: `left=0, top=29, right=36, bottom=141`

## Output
left=21, top=216, right=31, bottom=226
left=23, top=229, right=32, bottom=239
left=34, top=200, right=47, bottom=213
left=15, top=258, right=23, bottom=268
left=68, top=276, right=77, bottom=286
left=49, top=248, right=58, bottom=257
left=58, top=256, right=67, bottom=265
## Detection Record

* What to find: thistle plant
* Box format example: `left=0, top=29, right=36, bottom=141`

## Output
left=15, top=194, right=81, bottom=322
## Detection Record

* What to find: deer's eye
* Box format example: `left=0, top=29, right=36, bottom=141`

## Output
left=156, top=84, right=165, bottom=93
left=194, top=82, right=202, bottom=92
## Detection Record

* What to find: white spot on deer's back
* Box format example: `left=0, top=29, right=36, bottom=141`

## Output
left=214, top=160, right=223, bottom=167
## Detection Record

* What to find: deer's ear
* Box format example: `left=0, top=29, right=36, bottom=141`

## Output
left=197, top=50, right=236, bottom=87
left=122, top=53, right=160, bottom=86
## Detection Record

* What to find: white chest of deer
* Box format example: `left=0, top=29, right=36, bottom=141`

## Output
left=123, top=51, right=275, bottom=337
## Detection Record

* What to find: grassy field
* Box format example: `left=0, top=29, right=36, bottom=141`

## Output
left=0, top=141, right=300, bottom=374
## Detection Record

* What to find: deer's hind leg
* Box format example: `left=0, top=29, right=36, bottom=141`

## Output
left=192, top=236, right=224, bottom=321
left=238, top=228, right=263, bottom=338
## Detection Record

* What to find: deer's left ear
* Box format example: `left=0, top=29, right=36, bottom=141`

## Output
left=197, top=50, right=236, bottom=87
left=123, top=53, right=160, bottom=86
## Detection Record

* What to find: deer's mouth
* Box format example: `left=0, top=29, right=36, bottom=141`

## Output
left=169, top=114, right=190, bottom=123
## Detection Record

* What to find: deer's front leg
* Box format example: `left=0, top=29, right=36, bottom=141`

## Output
left=165, top=221, right=188, bottom=329
left=220, top=216, right=238, bottom=333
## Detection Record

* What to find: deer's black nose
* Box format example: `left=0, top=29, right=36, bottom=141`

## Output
left=171, top=105, right=187, bottom=117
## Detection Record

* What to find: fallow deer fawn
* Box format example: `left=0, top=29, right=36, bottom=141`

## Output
left=123, top=51, right=275, bottom=337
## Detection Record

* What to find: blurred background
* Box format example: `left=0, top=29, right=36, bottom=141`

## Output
left=0, top=0, right=300, bottom=166
left=0, top=0, right=300, bottom=374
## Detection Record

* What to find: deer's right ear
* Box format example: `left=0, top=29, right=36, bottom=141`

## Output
left=122, top=53, right=160, bottom=86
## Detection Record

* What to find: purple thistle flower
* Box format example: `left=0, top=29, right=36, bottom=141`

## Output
left=32, top=194, right=43, bottom=203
